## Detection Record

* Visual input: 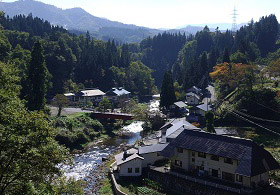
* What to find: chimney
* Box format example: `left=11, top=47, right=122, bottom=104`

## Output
left=123, top=149, right=128, bottom=160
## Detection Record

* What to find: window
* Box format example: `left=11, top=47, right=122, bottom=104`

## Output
left=198, top=152, right=206, bottom=158
left=211, top=155, right=219, bottom=161
left=175, top=160, right=182, bottom=167
left=236, top=174, right=243, bottom=182
left=222, top=172, right=235, bottom=182
left=211, top=169, right=219, bottom=178
left=192, top=152, right=195, bottom=157
left=135, top=168, right=140, bottom=173
left=177, top=147, right=183, bottom=153
left=224, top=158, right=233, bottom=164
left=128, top=168, right=132, bottom=173
left=192, top=158, right=195, bottom=163
left=157, top=152, right=161, bottom=156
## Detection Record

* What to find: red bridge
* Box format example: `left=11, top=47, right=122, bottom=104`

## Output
left=91, top=111, right=134, bottom=120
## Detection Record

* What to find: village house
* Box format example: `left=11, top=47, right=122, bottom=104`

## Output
left=63, top=92, right=75, bottom=102
left=160, top=118, right=202, bottom=143
left=76, top=89, right=105, bottom=105
left=160, top=130, right=280, bottom=191
left=170, top=101, right=188, bottom=117
left=112, top=117, right=279, bottom=193
left=187, top=86, right=203, bottom=96
left=114, top=148, right=144, bottom=177
left=186, top=92, right=201, bottom=105
left=113, top=145, right=169, bottom=177
left=106, top=87, right=131, bottom=104
left=139, top=144, right=169, bottom=167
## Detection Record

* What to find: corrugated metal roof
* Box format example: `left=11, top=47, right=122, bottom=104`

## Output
left=165, top=120, right=201, bottom=138
left=80, top=89, right=105, bottom=97
left=64, top=93, right=75, bottom=96
left=139, top=144, right=169, bottom=154
left=161, top=130, right=280, bottom=177
left=197, top=103, right=212, bottom=112
left=174, top=101, right=188, bottom=108
left=108, top=87, right=130, bottom=96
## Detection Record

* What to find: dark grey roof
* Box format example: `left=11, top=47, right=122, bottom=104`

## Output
left=115, top=153, right=144, bottom=166
left=197, top=103, right=212, bottom=112
left=161, top=130, right=280, bottom=177
left=174, top=101, right=187, bottom=108
left=139, top=144, right=169, bottom=154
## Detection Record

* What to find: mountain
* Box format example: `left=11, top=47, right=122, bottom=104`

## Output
left=0, top=0, right=162, bottom=43
left=178, top=23, right=246, bottom=34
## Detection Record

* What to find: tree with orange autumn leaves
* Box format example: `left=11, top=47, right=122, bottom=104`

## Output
left=210, top=62, right=256, bottom=92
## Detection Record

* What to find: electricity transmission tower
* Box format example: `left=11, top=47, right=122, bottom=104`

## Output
left=231, top=6, right=238, bottom=32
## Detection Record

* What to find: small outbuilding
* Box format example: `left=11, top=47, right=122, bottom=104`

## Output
left=139, top=144, right=169, bottom=167
left=115, top=150, right=144, bottom=177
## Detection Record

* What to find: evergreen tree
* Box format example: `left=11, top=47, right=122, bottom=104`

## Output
left=27, top=41, right=48, bottom=111
left=223, top=48, right=230, bottom=63
left=160, top=71, right=176, bottom=108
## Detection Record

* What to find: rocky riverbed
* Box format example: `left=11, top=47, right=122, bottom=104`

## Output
left=59, top=121, right=144, bottom=194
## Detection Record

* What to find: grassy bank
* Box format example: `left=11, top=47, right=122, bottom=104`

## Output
left=52, top=112, right=125, bottom=152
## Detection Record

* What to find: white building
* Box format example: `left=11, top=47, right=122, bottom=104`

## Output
left=76, top=89, right=105, bottom=105
left=138, top=144, right=168, bottom=167
left=114, top=150, right=144, bottom=177
left=186, top=92, right=200, bottom=105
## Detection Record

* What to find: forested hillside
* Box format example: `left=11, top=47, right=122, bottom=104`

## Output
left=0, top=13, right=157, bottom=101
left=134, top=15, right=279, bottom=90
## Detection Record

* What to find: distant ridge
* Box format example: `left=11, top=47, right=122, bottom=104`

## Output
left=0, top=0, right=162, bottom=43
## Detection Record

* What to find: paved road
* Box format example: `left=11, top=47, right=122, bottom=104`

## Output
left=202, top=85, right=216, bottom=104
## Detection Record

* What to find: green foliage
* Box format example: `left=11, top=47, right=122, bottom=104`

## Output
left=205, top=111, right=215, bottom=133
left=111, top=61, right=156, bottom=95
left=52, top=94, right=69, bottom=116
left=230, top=51, right=248, bottom=64
left=98, top=177, right=113, bottom=195
left=98, top=98, right=112, bottom=112
left=140, top=32, right=187, bottom=87
left=0, top=62, right=71, bottom=194
left=54, top=113, right=104, bottom=150
left=27, top=41, right=48, bottom=111
left=223, top=48, right=230, bottom=63
left=160, top=71, right=176, bottom=108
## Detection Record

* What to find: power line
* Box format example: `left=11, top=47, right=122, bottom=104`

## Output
left=226, top=108, right=280, bottom=136
left=253, top=101, right=280, bottom=115
left=233, top=110, right=280, bottom=123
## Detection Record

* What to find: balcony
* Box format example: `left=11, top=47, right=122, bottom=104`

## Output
left=149, top=165, right=253, bottom=194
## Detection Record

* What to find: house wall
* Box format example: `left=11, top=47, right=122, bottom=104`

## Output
left=141, top=152, right=166, bottom=167
left=118, top=158, right=143, bottom=177
left=243, top=172, right=269, bottom=188
left=186, top=96, right=199, bottom=105
left=171, top=148, right=266, bottom=187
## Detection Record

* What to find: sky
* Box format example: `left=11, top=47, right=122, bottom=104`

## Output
left=3, top=0, right=280, bottom=29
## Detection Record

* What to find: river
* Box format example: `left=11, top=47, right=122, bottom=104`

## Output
left=60, top=100, right=159, bottom=194
left=59, top=121, right=144, bottom=194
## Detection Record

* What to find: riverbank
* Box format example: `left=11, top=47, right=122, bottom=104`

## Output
left=52, top=112, right=134, bottom=152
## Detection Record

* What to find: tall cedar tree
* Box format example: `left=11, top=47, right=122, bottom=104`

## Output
left=160, top=71, right=176, bottom=108
left=223, top=48, right=230, bottom=63
left=27, top=41, right=48, bottom=111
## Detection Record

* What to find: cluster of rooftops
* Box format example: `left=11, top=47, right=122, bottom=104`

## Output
left=64, top=87, right=131, bottom=98
left=115, top=117, right=279, bottom=178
